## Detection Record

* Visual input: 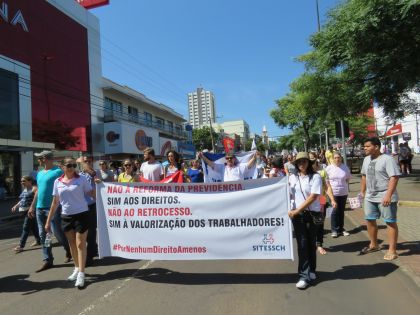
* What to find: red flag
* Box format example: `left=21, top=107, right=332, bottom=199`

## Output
left=223, top=137, right=235, bottom=153
left=140, top=171, right=184, bottom=183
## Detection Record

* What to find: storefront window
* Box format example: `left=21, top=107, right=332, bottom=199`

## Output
left=0, top=69, right=20, bottom=140
left=0, top=152, right=20, bottom=198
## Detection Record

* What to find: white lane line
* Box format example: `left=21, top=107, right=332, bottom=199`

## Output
left=78, top=260, right=155, bottom=315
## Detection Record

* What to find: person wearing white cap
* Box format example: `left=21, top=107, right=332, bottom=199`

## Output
left=288, top=152, right=323, bottom=289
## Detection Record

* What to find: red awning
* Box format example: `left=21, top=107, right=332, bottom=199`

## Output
left=385, top=124, right=402, bottom=137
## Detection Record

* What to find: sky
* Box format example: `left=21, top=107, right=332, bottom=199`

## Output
left=90, top=0, right=340, bottom=139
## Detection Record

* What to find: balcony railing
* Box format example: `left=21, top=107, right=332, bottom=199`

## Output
left=104, top=110, right=188, bottom=139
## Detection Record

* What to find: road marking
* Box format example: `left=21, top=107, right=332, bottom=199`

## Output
left=78, top=260, right=155, bottom=315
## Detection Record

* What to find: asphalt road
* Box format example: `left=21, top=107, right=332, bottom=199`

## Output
left=1, top=217, right=419, bottom=315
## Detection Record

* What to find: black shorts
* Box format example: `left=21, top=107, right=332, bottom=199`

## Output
left=61, top=211, right=90, bottom=233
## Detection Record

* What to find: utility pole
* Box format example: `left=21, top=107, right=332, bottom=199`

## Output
left=416, top=110, right=419, bottom=148
left=316, top=1, right=329, bottom=147
left=316, top=0, right=321, bottom=32
left=208, top=117, right=215, bottom=152
left=340, top=120, right=348, bottom=166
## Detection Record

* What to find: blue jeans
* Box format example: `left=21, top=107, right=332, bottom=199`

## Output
left=19, top=212, right=40, bottom=248
left=331, top=195, right=348, bottom=233
left=36, top=208, right=53, bottom=262
left=292, top=211, right=317, bottom=282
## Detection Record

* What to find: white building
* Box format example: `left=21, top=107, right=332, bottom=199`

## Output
left=102, top=78, right=194, bottom=159
left=188, top=87, right=216, bottom=129
left=213, top=120, right=250, bottom=151
left=374, top=92, right=420, bottom=154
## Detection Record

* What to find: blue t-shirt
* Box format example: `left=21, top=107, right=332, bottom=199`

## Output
left=36, top=166, right=63, bottom=208
left=187, top=168, right=204, bottom=183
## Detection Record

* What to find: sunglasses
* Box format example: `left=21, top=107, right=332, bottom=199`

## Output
left=65, top=163, right=77, bottom=168
left=226, top=157, right=234, bottom=160
left=21, top=180, right=26, bottom=183
left=124, top=164, right=132, bottom=167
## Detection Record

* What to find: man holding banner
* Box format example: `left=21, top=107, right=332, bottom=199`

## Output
left=199, top=150, right=258, bottom=182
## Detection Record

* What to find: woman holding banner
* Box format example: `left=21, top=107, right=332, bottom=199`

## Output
left=118, top=159, right=138, bottom=183
left=199, top=151, right=257, bottom=182
left=163, top=150, right=181, bottom=179
left=45, top=157, right=95, bottom=289
left=288, top=152, right=323, bottom=290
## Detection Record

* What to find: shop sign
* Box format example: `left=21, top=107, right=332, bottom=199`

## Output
left=0, top=2, right=29, bottom=32
left=76, top=0, right=110, bottom=10
left=135, top=129, right=153, bottom=151
left=159, top=137, right=178, bottom=156
left=385, top=124, right=402, bottom=137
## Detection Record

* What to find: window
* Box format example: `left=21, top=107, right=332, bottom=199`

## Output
left=104, top=97, right=122, bottom=113
left=144, top=112, right=152, bottom=126
left=0, top=69, right=19, bottom=139
left=168, top=121, right=174, bottom=133
left=128, top=106, right=138, bottom=122
left=155, top=117, right=165, bottom=129
left=175, top=124, right=182, bottom=135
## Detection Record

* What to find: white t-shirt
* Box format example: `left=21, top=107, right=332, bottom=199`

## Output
left=269, top=168, right=284, bottom=178
left=52, top=175, right=92, bottom=215
left=140, top=161, right=163, bottom=181
left=326, top=164, right=351, bottom=196
left=214, top=163, right=248, bottom=182
left=289, top=173, right=322, bottom=212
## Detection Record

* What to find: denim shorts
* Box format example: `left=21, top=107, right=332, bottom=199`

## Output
left=364, top=200, right=398, bottom=223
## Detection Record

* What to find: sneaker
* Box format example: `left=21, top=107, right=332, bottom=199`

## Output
left=75, top=272, right=85, bottom=288
left=296, top=280, right=309, bottom=290
left=67, top=268, right=79, bottom=281
left=331, top=232, right=338, bottom=238
left=342, top=231, right=350, bottom=236
left=309, top=272, right=316, bottom=280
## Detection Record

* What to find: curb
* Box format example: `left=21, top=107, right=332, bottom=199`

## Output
left=346, top=210, right=420, bottom=289
left=398, top=200, right=420, bottom=207
left=0, top=214, right=22, bottom=223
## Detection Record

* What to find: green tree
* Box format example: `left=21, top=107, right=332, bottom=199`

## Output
left=192, top=126, right=219, bottom=151
left=308, top=0, right=420, bottom=117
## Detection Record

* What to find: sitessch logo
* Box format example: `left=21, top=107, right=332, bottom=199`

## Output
left=252, top=234, right=286, bottom=252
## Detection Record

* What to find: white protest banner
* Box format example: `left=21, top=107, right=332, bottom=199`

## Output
left=97, top=177, right=293, bottom=260
left=202, top=151, right=258, bottom=183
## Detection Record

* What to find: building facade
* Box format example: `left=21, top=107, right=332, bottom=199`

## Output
left=102, top=78, right=194, bottom=160
left=188, top=87, right=216, bottom=129
left=216, top=120, right=250, bottom=151
left=374, top=93, right=420, bottom=154
left=0, top=0, right=102, bottom=197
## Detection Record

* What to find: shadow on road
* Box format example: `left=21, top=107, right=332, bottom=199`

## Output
left=0, top=261, right=401, bottom=293
left=346, top=224, right=387, bottom=235
left=397, top=241, right=420, bottom=257
left=134, top=268, right=297, bottom=285
left=328, top=240, right=384, bottom=253
left=0, top=274, right=74, bottom=294
left=315, top=263, right=399, bottom=284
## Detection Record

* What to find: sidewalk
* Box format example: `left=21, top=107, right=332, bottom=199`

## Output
left=346, top=155, right=420, bottom=287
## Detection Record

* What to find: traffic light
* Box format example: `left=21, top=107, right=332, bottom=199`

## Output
left=335, top=120, right=350, bottom=138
